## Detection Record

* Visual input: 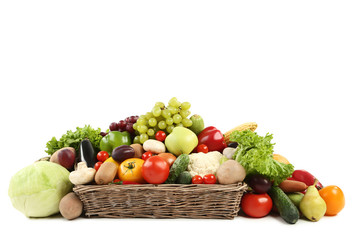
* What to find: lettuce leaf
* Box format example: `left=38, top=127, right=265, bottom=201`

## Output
left=45, top=125, right=103, bottom=155
left=230, top=130, right=294, bottom=185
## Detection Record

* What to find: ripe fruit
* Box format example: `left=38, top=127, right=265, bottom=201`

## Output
left=192, top=175, right=203, bottom=184
left=319, top=185, right=345, bottom=216
left=196, top=144, right=209, bottom=153
left=133, top=97, right=194, bottom=143
left=97, top=151, right=109, bottom=162
left=189, top=114, right=204, bottom=135
left=118, top=158, right=145, bottom=183
left=300, top=185, right=327, bottom=222
left=155, top=131, right=166, bottom=142
left=241, top=192, right=273, bottom=218
left=273, top=154, right=290, bottom=164
left=203, top=174, right=216, bottom=184
left=165, top=127, right=198, bottom=156
left=141, top=156, right=169, bottom=184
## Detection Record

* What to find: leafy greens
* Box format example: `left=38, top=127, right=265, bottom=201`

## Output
left=45, top=125, right=103, bottom=155
left=230, top=130, right=294, bottom=185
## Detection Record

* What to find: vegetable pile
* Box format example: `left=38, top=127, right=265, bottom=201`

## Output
left=8, top=97, right=345, bottom=223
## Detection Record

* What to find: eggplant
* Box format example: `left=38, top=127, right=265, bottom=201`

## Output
left=77, top=139, right=97, bottom=168
left=112, top=145, right=135, bottom=163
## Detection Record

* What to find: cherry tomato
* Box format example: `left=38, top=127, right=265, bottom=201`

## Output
left=203, top=174, right=216, bottom=184
left=196, top=144, right=209, bottom=153
left=142, top=151, right=153, bottom=160
left=241, top=192, right=273, bottom=218
left=319, top=185, right=345, bottom=216
left=97, top=151, right=109, bottom=162
left=141, top=156, right=169, bottom=184
left=192, top=175, right=203, bottom=184
left=94, top=161, right=103, bottom=171
left=155, top=131, right=167, bottom=142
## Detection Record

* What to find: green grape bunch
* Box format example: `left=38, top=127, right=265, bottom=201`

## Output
left=133, top=97, right=193, bottom=144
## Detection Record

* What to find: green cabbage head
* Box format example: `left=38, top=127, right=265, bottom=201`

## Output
left=8, top=161, right=73, bottom=217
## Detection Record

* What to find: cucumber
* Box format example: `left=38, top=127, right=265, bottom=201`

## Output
left=176, top=171, right=192, bottom=184
left=286, top=192, right=304, bottom=209
left=269, top=186, right=300, bottom=224
left=165, top=154, right=190, bottom=184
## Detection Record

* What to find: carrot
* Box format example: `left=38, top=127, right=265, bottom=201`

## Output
left=279, top=179, right=308, bottom=193
left=95, top=161, right=118, bottom=185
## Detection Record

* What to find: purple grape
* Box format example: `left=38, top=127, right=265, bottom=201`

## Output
left=129, top=116, right=137, bottom=123
left=125, top=123, right=135, bottom=134
left=109, top=122, right=119, bottom=131
left=100, top=132, right=108, bottom=137
left=118, top=120, right=126, bottom=130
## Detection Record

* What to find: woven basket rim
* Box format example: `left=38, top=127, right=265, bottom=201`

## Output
left=73, top=182, right=247, bottom=191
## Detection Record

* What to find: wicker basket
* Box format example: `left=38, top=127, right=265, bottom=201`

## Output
left=73, top=182, right=247, bottom=219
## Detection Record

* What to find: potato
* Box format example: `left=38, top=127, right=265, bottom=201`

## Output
left=130, top=143, right=144, bottom=158
left=59, top=192, right=83, bottom=220
left=95, top=161, right=118, bottom=185
left=216, top=160, right=246, bottom=184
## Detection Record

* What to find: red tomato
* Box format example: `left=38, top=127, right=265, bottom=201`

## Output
left=192, top=175, right=203, bottom=184
left=196, top=144, right=209, bottom=153
left=141, top=156, right=169, bottom=184
left=241, top=192, right=273, bottom=218
left=94, top=161, right=103, bottom=171
left=142, top=151, right=153, bottom=160
left=97, top=151, right=109, bottom=162
left=203, top=174, right=216, bottom=184
left=155, top=131, right=166, bottom=142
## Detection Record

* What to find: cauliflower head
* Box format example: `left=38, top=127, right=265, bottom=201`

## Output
left=187, top=151, right=222, bottom=177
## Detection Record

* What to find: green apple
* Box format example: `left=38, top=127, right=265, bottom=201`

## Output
left=165, top=127, right=198, bottom=156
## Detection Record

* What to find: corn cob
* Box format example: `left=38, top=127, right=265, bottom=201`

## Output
left=223, top=122, right=258, bottom=144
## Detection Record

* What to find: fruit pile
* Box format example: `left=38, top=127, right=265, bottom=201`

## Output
left=8, top=97, right=345, bottom=223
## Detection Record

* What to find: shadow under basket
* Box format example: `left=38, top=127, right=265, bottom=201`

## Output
left=73, top=182, right=247, bottom=219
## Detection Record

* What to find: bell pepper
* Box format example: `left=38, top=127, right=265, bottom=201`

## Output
left=197, top=126, right=227, bottom=152
left=290, top=169, right=323, bottom=190
left=100, top=131, right=132, bottom=154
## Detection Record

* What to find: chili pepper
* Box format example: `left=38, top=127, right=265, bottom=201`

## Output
left=99, top=131, right=132, bottom=154
left=197, top=126, right=227, bottom=152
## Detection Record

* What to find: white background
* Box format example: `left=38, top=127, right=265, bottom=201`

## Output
left=1, top=1, right=359, bottom=239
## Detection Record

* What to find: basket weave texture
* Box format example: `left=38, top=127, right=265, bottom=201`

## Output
left=73, top=183, right=247, bottom=219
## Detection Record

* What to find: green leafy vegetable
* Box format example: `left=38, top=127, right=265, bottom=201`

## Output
left=45, top=125, right=103, bottom=155
left=230, top=130, right=294, bottom=185
left=8, top=161, right=73, bottom=217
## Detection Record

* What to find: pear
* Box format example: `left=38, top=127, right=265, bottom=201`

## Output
left=300, top=185, right=327, bottom=221
left=189, top=114, right=204, bottom=135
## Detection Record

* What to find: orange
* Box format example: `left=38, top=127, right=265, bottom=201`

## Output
left=273, top=154, right=290, bottom=164
left=319, top=185, right=345, bottom=216
left=118, top=158, right=145, bottom=183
